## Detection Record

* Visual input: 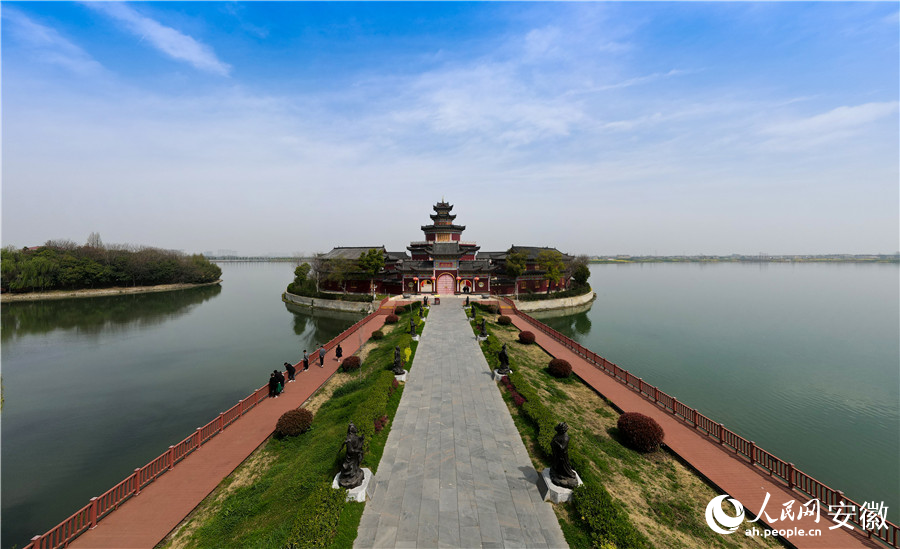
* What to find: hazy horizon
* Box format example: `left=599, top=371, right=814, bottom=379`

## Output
left=3, top=3, right=898, bottom=257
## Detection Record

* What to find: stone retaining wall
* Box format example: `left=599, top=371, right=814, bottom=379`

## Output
left=282, top=292, right=376, bottom=313
left=512, top=290, right=596, bottom=312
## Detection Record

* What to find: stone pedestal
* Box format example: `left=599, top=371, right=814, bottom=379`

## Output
left=477, top=335, right=487, bottom=342
left=412, top=335, right=419, bottom=342
left=332, top=468, right=372, bottom=502
left=540, top=468, right=582, bottom=503
left=395, top=370, right=408, bottom=382
left=493, top=369, right=511, bottom=381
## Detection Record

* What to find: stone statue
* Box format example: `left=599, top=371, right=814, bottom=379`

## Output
left=419, top=306, right=424, bottom=318
left=497, top=343, right=510, bottom=374
left=409, top=318, right=417, bottom=335
left=338, top=422, right=366, bottom=488
left=393, top=345, right=405, bottom=375
left=479, top=319, right=487, bottom=338
left=465, top=295, right=470, bottom=307
left=550, top=422, right=578, bottom=489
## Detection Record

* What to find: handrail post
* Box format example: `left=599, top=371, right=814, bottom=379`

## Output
left=654, top=387, right=659, bottom=403
left=749, top=441, right=757, bottom=465
left=239, top=398, right=244, bottom=416
left=195, top=427, right=202, bottom=447
left=31, top=535, right=42, bottom=549
left=219, top=412, right=225, bottom=432
left=718, top=423, right=725, bottom=444
left=168, top=445, right=176, bottom=470
left=671, top=397, right=678, bottom=415
left=692, top=409, right=698, bottom=427
left=638, top=378, right=643, bottom=394
left=788, top=462, right=796, bottom=489
left=134, top=468, right=142, bottom=495
left=89, top=496, right=99, bottom=529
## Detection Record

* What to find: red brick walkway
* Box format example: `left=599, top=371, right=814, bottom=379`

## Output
left=509, top=314, right=882, bottom=549
left=68, top=314, right=386, bottom=549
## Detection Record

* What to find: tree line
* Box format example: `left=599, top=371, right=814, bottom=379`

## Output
left=1, top=238, right=222, bottom=293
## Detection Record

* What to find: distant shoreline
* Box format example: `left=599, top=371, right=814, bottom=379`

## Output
left=0, top=280, right=222, bottom=303
left=591, top=256, right=899, bottom=264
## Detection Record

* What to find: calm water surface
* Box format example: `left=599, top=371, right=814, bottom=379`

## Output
left=1, top=262, right=361, bottom=549
left=535, top=262, right=899, bottom=522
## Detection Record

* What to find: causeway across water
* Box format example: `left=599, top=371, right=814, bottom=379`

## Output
left=356, top=296, right=567, bottom=548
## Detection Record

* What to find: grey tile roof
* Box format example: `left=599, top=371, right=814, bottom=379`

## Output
left=319, top=246, right=385, bottom=260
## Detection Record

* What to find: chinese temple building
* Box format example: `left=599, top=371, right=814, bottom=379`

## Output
left=318, top=201, right=573, bottom=296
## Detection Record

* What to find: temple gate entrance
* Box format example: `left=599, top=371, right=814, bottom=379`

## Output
left=436, top=274, right=455, bottom=295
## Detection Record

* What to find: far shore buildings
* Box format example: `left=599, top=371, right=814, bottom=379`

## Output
left=317, top=201, right=574, bottom=296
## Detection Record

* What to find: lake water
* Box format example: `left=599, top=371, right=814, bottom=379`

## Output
left=534, top=262, right=899, bottom=523
left=2, top=262, right=897, bottom=547
left=0, top=262, right=361, bottom=549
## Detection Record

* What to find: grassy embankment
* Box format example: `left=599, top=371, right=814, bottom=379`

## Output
left=158, top=305, right=427, bottom=549
left=470, top=303, right=781, bottom=549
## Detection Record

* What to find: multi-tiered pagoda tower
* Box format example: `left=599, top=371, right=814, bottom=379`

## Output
left=402, top=201, right=492, bottom=294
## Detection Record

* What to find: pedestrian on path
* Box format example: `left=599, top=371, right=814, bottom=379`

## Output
left=268, top=372, right=279, bottom=398
left=335, top=342, right=343, bottom=362
left=284, top=361, right=296, bottom=382
left=273, top=370, right=285, bottom=395
left=302, top=350, right=309, bottom=372
left=318, top=344, right=326, bottom=367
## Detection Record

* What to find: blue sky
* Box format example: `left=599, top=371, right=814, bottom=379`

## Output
left=2, top=2, right=898, bottom=256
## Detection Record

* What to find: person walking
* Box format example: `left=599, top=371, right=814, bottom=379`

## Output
left=302, top=350, right=309, bottom=372
left=318, top=344, right=326, bottom=367
left=335, top=342, right=343, bottom=362
left=268, top=372, right=279, bottom=398
left=273, top=370, right=285, bottom=395
left=284, top=361, right=296, bottom=382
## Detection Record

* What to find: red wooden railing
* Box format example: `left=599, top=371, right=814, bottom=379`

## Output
left=23, top=297, right=389, bottom=549
left=500, top=296, right=899, bottom=548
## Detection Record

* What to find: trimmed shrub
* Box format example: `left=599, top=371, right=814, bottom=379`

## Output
left=548, top=358, right=573, bottom=378
left=371, top=330, right=384, bottom=340
left=275, top=408, right=313, bottom=438
left=518, top=331, right=536, bottom=344
left=617, top=412, right=664, bottom=452
left=394, top=305, right=409, bottom=314
left=384, top=314, right=399, bottom=324
left=341, top=355, right=362, bottom=372
left=497, top=315, right=512, bottom=326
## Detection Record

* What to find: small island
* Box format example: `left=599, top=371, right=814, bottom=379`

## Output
left=1, top=236, right=222, bottom=301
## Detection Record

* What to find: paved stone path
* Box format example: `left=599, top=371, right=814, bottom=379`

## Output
left=356, top=296, right=567, bottom=549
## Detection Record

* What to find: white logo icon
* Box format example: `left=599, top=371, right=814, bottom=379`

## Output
left=706, top=495, right=745, bottom=534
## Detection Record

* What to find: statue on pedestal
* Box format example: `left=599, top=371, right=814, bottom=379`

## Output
left=409, top=318, right=417, bottom=336
left=497, top=343, right=511, bottom=374
left=479, top=319, right=487, bottom=338
left=393, top=345, right=405, bottom=375
left=550, top=422, right=579, bottom=489
left=338, top=422, right=365, bottom=489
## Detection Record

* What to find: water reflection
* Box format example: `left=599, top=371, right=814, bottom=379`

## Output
left=1, top=284, right=221, bottom=342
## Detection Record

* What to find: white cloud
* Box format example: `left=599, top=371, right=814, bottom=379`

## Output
left=762, top=102, right=899, bottom=149
left=3, top=7, right=104, bottom=75
left=86, top=3, right=231, bottom=76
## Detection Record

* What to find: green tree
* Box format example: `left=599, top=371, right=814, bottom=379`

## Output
left=571, top=254, right=591, bottom=286
left=357, top=248, right=385, bottom=295
left=536, top=249, right=565, bottom=294
left=505, top=249, right=528, bottom=298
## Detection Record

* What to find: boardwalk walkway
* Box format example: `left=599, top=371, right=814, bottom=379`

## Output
left=356, top=296, right=567, bottom=549
left=68, top=313, right=386, bottom=549
left=508, top=314, right=881, bottom=549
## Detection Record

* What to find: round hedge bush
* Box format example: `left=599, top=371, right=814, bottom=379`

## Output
left=275, top=408, right=313, bottom=438
left=341, top=355, right=362, bottom=372
left=617, top=412, right=664, bottom=452
left=518, top=331, right=536, bottom=344
left=385, top=314, right=399, bottom=324
left=371, top=330, right=384, bottom=340
left=497, top=315, right=512, bottom=326
left=548, top=358, right=572, bottom=378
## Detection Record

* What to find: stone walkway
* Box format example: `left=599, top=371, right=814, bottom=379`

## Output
left=356, top=296, right=567, bottom=549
